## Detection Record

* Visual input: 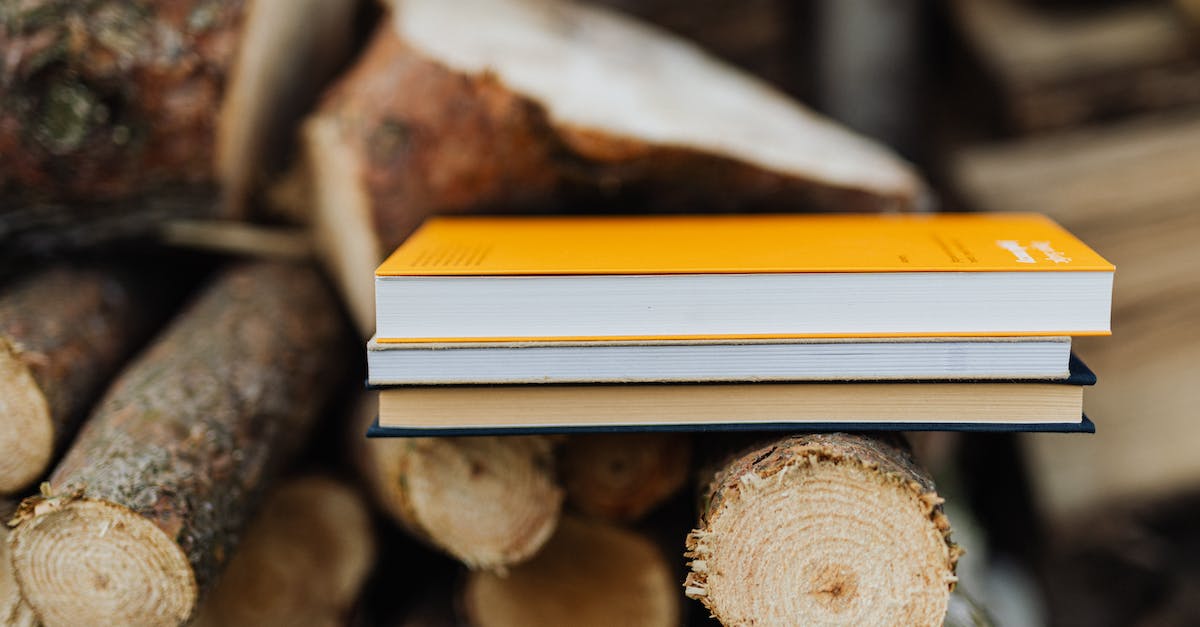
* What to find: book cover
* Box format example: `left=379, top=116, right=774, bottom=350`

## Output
left=377, top=213, right=1114, bottom=277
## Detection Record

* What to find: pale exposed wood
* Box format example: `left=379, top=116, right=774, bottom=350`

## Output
left=158, top=220, right=314, bottom=260
left=355, top=395, right=564, bottom=571
left=7, top=262, right=345, bottom=627
left=301, top=0, right=925, bottom=333
left=191, top=477, right=376, bottom=627
left=949, top=113, right=1200, bottom=522
left=1, top=498, right=38, bottom=627
left=685, top=433, right=959, bottom=626
left=558, top=433, right=690, bottom=522
left=461, top=516, right=679, bottom=627
left=0, top=267, right=156, bottom=494
left=950, top=0, right=1200, bottom=131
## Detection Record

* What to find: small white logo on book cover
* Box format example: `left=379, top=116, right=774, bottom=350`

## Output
left=996, top=240, right=1036, bottom=263
left=1031, top=241, right=1072, bottom=264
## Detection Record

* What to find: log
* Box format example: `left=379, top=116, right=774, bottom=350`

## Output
left=684, top=433, right=960, bottom=626
left=356, top=396, right=564, bottom=571
left=298, top=0, right=926, bottom=333
left=558, top=433, right=691, bottom=522
left=461, top=516, right=679, bottom=627
left=0, top=266, right=157, bottom=494
left=190, top=476, right=376, bottom=627
left=1, top=498, right=37, bottom=627
left=949, top=113, right=1200, bottom=522
left=6, top=261, right=345, bottom=627
left=949, top=0, right=1200, bottom=132
left=0, top=0, right=357, bottom=254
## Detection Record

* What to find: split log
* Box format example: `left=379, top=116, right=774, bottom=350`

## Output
left=6, top=262, right=345, bottom=627
left=558, top=433, right=691, bottom=522
left=356, top=396, right=564, bottom=571
left=461, top=516, right=679, bottom=627
left=0, top=266, right=157, bottom=494
left=298, top=0, right=926, bottom=333
left=191, top=476, right=376, bottom=627
left=685, top=433, right=960, bottom=626
left=950, top=0, right=1200, bottom=132
left=0, top=0, right=357, bottom=255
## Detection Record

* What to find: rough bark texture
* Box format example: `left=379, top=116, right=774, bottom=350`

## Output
left=301, top=0, right=924, bottom=332
left=6, top=261, right=345, bottom=627
left=558, top=433, right=691, bottom=522
left=190, top=476, right=376, bottom=627
left=951, top=0, right=1200, bottom=132
left=0, top=266, right=157, bottom=493
left=461, top=516, right=679, bottom=627
left=356, top=399, right=563, bottom=571
left=0, top=0, right=357, bottom=255
left=685, top=433, right=960, bottom=626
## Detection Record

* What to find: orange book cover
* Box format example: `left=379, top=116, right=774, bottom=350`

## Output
left=376, top=213, right=1114, bottom=277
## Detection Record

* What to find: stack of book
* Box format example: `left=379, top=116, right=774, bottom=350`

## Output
left=366, top=213, right=1113, bottom=436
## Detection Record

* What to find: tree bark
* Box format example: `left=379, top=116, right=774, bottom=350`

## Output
left=558, top=433, right=691, bottom=522
left=190, top=476, right=376, bottom=627
left=6, top=261, right=346, bottom=627
left=298, top=0, right=925, bottom=333
left=355, top=399, right=563, bottom=572
left=0, top=0, right=357, bottom=253
left=461, top=516, right=680, bottom=627
left=0, top=266, right=159, bottom=493
left=685, top=433, right=960, bottom=626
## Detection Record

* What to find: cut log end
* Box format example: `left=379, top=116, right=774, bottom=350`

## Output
left=685, top=434, right=959, bottom=626
left=8, top=498, right=196, bottom=627
left=559, top=433, right=690, bottom=521
left=0, top=342, right=53, bottom=494
left=462, top=517, right=679, bottom=627
left=366, top=434, right=563, bottom=570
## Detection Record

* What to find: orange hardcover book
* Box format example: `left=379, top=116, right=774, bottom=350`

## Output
left=374, top=213, right=1113, bottom=341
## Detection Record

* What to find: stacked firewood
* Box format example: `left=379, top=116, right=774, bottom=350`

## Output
left=2, top=0, right=961, bottom=625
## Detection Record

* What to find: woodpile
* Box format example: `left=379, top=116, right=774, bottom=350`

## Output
left=0, top=0, right=980, bottom=625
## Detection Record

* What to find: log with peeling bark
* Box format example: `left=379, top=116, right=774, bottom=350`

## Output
left=685, top=433, right=960, bottom=626
left=950, top=0, right=1200, bottom=132
left=355, top=396, right=564, bottom=571
left=558, top=433, right=691, bottom=522
left=295, top=0, right=927, bottom=333
left=0, top=0, right=357, bottom=255
left=0, top=266, right=159, bottom=494
left=190, top=476, right=376, bottom=627
left=461, top=516, right=679, bottom=627
left=5, top=262, right=345, bottom=627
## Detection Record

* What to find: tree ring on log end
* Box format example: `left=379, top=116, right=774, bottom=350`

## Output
left=0, top=340, right=53, bottom=493
left=9, top=499, right=196, bottom=627
left=377, top=436, right=562, bottom=570
left=686, top=444, right=955, bottom=626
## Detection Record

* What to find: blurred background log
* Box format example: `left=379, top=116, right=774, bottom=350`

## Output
left=685, top=433, right=959, bottom=625
left=949, top=0, right=1200, bottom=133
left=191, top=476, right=375, bottom=627
left=0, top=0, right=358, bottom=256
left=558, top=433, right=690, bottom=522
left=950, top=111, right=1200, bottom=522
left=7, top=262, right=346, bottom=627
left=355, top=396, right=563, bottom=571
left=0, top=266, right=160, bottom=494
left=461, top=516, right=679, bottom=627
